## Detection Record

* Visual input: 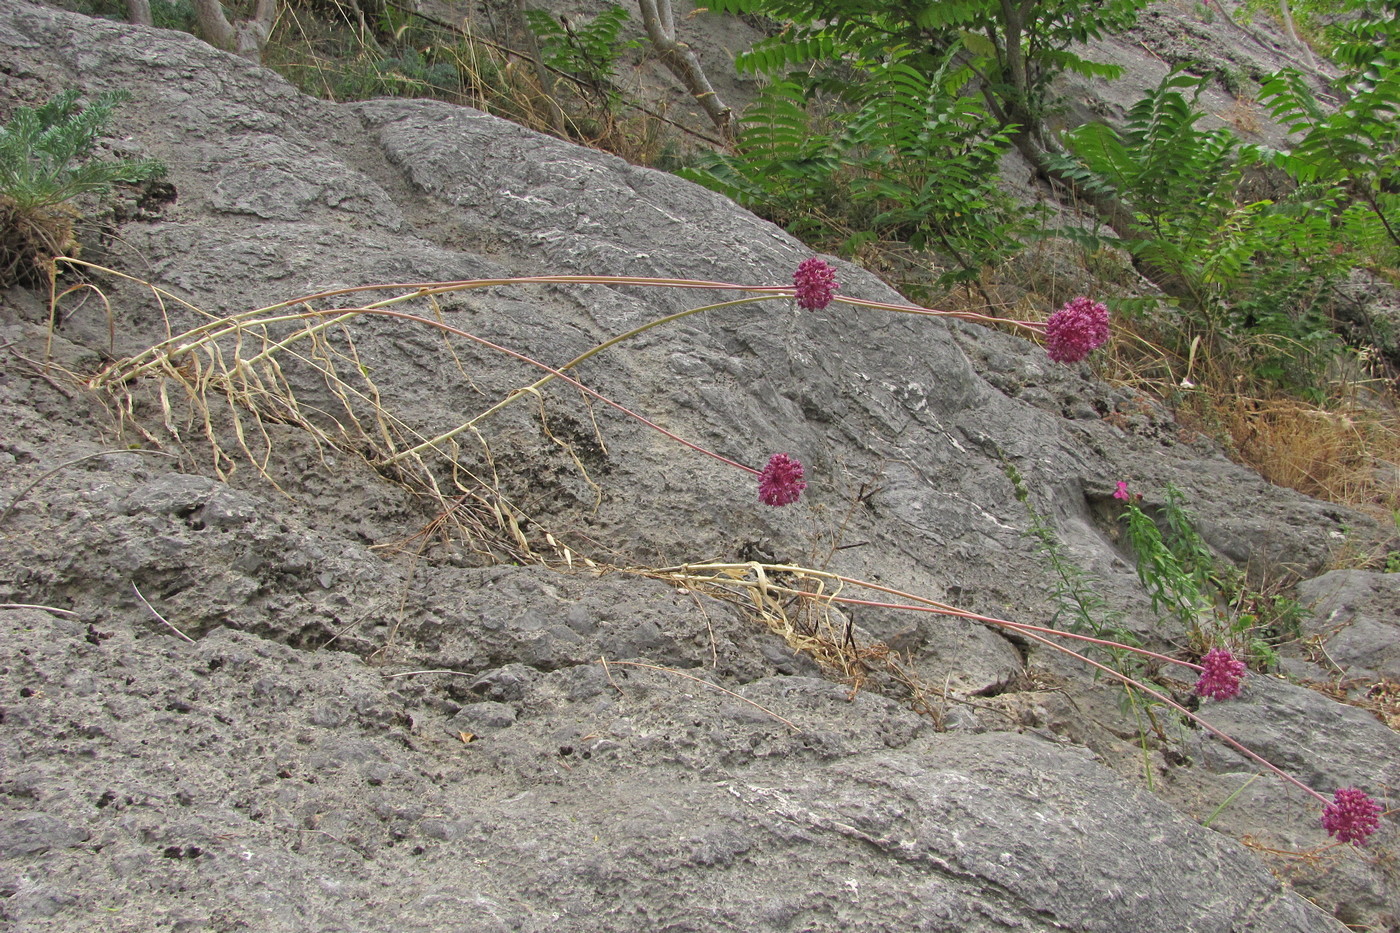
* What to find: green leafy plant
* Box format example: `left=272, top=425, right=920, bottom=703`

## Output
left=707, top=0, right=1146, bottom=133
left=1120, top=484, right=1216, bottom=641
left=1005, top=462, right=1179, bottom=785
left=692, top=0, right=1151, bottom=281
left=523, top=4, right=642, bottom=109
left=1116, top=481, right=1294, bottom=669
left=1257, top=2, right=1400, bottom=266
left=0, top=89, right=164, bottom=286
left=1055, top=74, right=1265, bottom=301
left=683, top=51, right=1031, bottom=283
left=1054, top=72, right=1350, bottom=388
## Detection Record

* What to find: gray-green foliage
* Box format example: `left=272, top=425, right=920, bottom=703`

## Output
left=0, top=89, right=163, bottom=212
left=1, top=89, right=164, bottom=285
left=330, top=48, right=463, bottom=101
left=1005, top=463, right=1169, bottom=784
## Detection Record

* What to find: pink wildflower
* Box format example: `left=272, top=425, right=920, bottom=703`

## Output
left=793, top=258, right=839, bottom=311
left=1194, top=648, right=1247, bottom=701
left=1113, top=481, right=1130, bottom=501
left=759, top=453, right=807, bottom=507
left=1045, top=296, right=1110, bottom=364
left=1321, top=787, right=1383, bottom=846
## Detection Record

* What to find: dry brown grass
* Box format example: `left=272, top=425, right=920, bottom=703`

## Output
left=1092, top=306, right=1400, bottom=519
left=1222, top=397, right=1400, bottom=508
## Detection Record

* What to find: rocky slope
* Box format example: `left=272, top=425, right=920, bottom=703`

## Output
left=1, top=2, right=1396, bottom=930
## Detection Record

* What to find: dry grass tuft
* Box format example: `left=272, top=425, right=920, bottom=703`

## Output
left=1094, top=308, right=1400, bottom=519
left=1223, top=398, right=1400, bottom=508
left=0, top=196, right=77, bottom=287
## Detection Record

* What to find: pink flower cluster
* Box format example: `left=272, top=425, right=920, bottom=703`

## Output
left=1194, top=647, right=1246, bottom=701
left=1045, top=296, right=1110, bottom=364
left=1321, top=787, right=1383, bottom=846
left=793, top=258, right=839, bottom=311
left=759, top=453, right=806, bottom=507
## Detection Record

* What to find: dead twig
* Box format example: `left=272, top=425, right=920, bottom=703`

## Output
left=131, top=582, right=195, bottom=643
left=600, top=657, right=801, bottom=731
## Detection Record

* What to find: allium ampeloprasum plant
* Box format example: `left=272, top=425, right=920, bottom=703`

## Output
left=91, top=258, right=1379, bottom=845
left=104, top=258, right=1100, bottom=502
left=1115, top=480, right=1288, bottom=668
left=1008, top=460, right=1174, bottom=787
left=1108, top=479, right=1384, bottom=843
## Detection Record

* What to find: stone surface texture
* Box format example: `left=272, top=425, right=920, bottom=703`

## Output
left=0, top=2, right=1395, bottom=931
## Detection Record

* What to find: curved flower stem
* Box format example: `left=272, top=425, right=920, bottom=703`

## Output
left=673, top=560, right=1327, bottom=806
left=386, top=293, right=789, bottom=464
left=832, top=295, right=1047, bottom=335
left=1002, top=626, right=1327, bottom=805
left=293, top=307, right=758, bottom=475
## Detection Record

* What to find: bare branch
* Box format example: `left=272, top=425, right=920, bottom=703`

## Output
left=637, top=0, right=735, bottom=140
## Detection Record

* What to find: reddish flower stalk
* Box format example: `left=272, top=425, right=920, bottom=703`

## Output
left=757, top=570, right=1342, bottom=813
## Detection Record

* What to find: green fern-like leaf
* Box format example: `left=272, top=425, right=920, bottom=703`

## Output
left=0, top=89, right=164, bottom=212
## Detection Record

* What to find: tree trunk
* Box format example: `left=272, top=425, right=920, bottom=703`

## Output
left=192, top=0, right=277, bottom=63
left=126, top=0, right=153, bottom=27
left=637, top=0, right=735, bottom=140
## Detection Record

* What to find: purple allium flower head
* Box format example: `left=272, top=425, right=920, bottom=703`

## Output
left=1113, top=481, right=1131, bottom=501
left=793, top=258, right=839, bottom=311
left=1045, top=296, right=1110, bottom=363
left=1194, top=647, right=1247, bottom=701
left=1322, top=787, right=1383, bottom=846
left=759, top=453, right=807, bottom=507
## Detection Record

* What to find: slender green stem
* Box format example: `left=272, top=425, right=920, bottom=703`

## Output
left=387, top=293, right=788, bottom=464
left=1203, top=773, right=1262, bottom=828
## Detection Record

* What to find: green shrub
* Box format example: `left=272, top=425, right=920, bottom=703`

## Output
left=523, top=4, right=642, bottom=110
left=0, top=89, right=164, bottom=286
left=1053, top=72, right=1351, bottom=389
left=683, top=52, right=1031, bottom=283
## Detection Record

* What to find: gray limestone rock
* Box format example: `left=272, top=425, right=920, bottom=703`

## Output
left=0, top=2, right=1392, bottom=931
left=1297, top=570, right=1400, bottom=682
